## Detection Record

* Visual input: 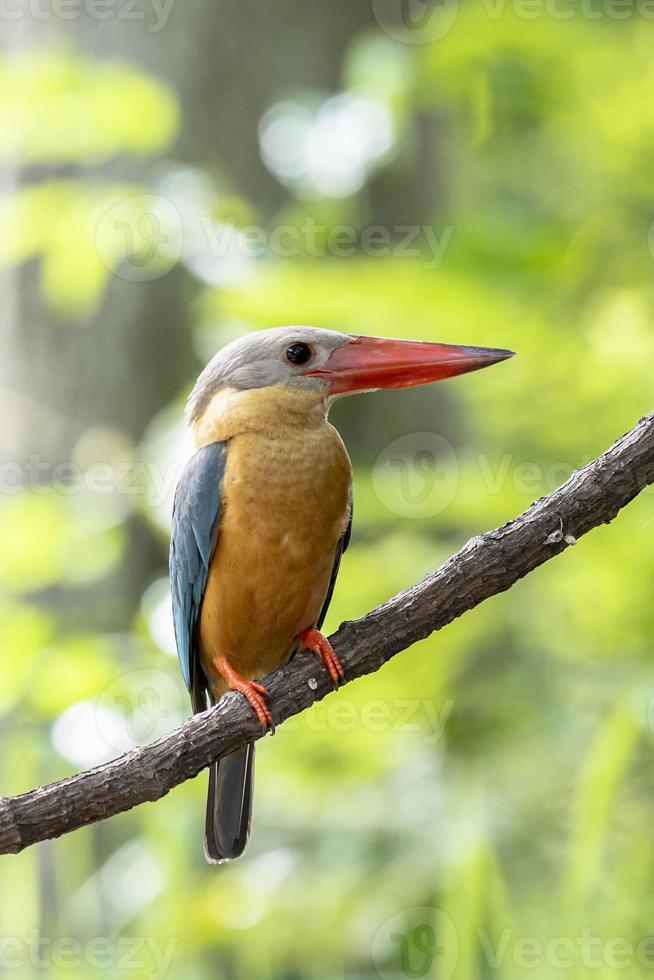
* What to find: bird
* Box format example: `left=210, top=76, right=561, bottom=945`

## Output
left=169, top=326, right=513, bottom=863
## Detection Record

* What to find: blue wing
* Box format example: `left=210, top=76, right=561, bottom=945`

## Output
left=170, top=442, right=226, bottom=706
left=316, top=497, right=352, bottom=630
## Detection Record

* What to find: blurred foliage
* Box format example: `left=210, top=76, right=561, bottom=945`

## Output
left=0, top=48, right=178, bottom=315
left=1, top=5, right=654, bottom=980
left=0, top=48, right=177, bottom=163
left=0, top=180, right=166, bottom=315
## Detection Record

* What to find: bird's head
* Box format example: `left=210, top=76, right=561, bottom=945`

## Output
left=187, top=326, right=514, bottom=437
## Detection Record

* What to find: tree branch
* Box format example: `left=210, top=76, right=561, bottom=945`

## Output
left=1, top=413, right=653, bottom=855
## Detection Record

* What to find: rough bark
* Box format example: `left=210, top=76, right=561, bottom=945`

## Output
left=1, top=412, right=653, bottom=855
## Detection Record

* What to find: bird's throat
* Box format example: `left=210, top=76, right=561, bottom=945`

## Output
left=193, top=384, right=329, bottom=447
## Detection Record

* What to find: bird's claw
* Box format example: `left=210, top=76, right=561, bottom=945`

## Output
left=300, top=628, right=345, bottom=688
left=234, top=679, right=273, bottom=730
left=215, top=654, right=274, bottom=731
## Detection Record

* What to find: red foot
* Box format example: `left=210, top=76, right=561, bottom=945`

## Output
left=214, top=654, right=273, bottom=728
left=300, top=628, right=345, bottom=686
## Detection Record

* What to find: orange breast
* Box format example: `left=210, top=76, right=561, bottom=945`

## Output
left=198, top=421, right=351, bottom=696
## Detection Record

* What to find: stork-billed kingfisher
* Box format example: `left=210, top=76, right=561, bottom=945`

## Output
left=170, top=326, right=513, bottom=862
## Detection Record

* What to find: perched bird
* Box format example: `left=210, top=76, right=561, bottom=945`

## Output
left=170, top=326, right=513, bottom=862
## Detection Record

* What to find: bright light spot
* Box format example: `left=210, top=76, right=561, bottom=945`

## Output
left=183, top=221, right=254, bottom=287
left=96, top=668, right=185, bottom=752
left=51, top=700, right=130, bottom=766
left=138, top=411, right=193, bottom=533
left=73, top=427, right=133, bottom=471
left=217, top=850, right=298, bottom=930
left=99, top=840, right=166, bottom=921
left=259, top=93, right=395, bottom=198
left=154, top=164, right=255, bottom=286
left=141, top=578, right=177, bottom=657
left=155, top=163, right=215, bottom=214
left=217, top=892, right=267, bottom=930
left=259, top=104, right=310, bottom=181
left=71, top=427, right=136, bottom=529
left=243, top=848, right=297, bottom=895
left=66, top=839, right=166, bottom=931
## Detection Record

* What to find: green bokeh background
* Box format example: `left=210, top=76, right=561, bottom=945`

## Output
left=1, top=3, right=654, bottom=977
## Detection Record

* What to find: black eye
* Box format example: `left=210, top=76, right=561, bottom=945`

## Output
left=285, top=342, right=312, bottom=366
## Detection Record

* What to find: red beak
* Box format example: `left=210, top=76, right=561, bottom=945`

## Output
left=306, top=335, right=515, bottom=395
